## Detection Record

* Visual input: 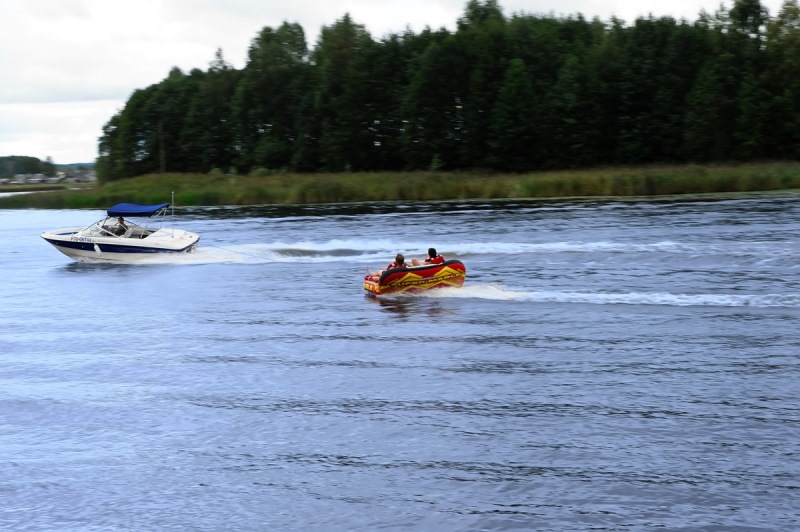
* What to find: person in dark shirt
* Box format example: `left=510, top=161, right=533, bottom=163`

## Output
left=114, top=217, right=128, bottom=236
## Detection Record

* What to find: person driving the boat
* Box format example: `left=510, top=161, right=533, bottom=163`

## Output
left=424, top=247, right=445, bottom=265
left=114, top=217, right=128, bottom=236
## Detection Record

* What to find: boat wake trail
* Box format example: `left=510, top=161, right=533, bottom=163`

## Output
left=150, top=242, right=379, bottom=264
left=107, top=246, right=273, bottom=265
left=422, top=284, right=800, bottom=308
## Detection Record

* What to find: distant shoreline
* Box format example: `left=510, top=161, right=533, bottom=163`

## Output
left=1, top=162, right=799, bottom=209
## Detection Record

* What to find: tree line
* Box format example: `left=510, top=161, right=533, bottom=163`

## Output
left=0, top=156, right=56, bottom=179
left=95, top=0, right=800, bottom=181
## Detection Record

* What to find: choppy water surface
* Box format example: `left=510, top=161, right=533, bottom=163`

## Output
left=1, top=195, right=799, bottom=531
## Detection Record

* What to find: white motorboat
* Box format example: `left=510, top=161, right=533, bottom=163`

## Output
left=41, top=202, right=200, bottom=261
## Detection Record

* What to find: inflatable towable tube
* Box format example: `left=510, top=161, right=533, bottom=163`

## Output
left=363, top=259, right=466, bottom=296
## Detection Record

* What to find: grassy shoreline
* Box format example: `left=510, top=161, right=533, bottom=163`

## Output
left=2, top=162, right=800, bottom=209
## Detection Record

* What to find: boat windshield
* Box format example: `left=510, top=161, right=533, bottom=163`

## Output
left=81, top=216, right=156, bottom=238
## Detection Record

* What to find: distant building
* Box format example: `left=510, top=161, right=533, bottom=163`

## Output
left=46, top=172, right=67, bottom=184
left=4, top=173, right=65, bottom=185
left=70, top=169, right=97, bottom=183
left=0, top=170, right=94, bottom=186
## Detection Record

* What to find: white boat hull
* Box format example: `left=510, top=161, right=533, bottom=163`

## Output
left=41, top=228, right=200, bottom=261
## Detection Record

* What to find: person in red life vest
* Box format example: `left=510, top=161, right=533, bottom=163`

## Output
left=366, top=252, right=410, bottom=281
left=423, top=247, right=445, bottom=265
left=387, top=252, right=409, bottom=270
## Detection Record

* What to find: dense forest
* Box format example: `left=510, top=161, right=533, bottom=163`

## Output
left=95, top=0, right=800, bottom=181
left=0, top=156, right=56, bottom=179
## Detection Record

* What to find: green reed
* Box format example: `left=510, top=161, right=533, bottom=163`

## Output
left=2, top=162, right=800, bottom=209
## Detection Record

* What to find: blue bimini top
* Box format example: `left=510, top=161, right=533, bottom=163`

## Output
left=107, top=203, right=169, bottom=217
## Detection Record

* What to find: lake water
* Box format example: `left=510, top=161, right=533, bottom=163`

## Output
left=1, top=195, right=799, bottom=531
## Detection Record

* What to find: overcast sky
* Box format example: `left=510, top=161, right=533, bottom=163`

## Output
left=0, top=0, right=787, bottom=164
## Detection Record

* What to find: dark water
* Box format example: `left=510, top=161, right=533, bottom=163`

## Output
left=1, top=195, right=799, bottom=531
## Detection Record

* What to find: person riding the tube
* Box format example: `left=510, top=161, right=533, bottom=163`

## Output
left=366, top=252, right=410, bottom=282
left=387, top=253, right=408, bottom=270
left=424, top=247, right=445, bottom=265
